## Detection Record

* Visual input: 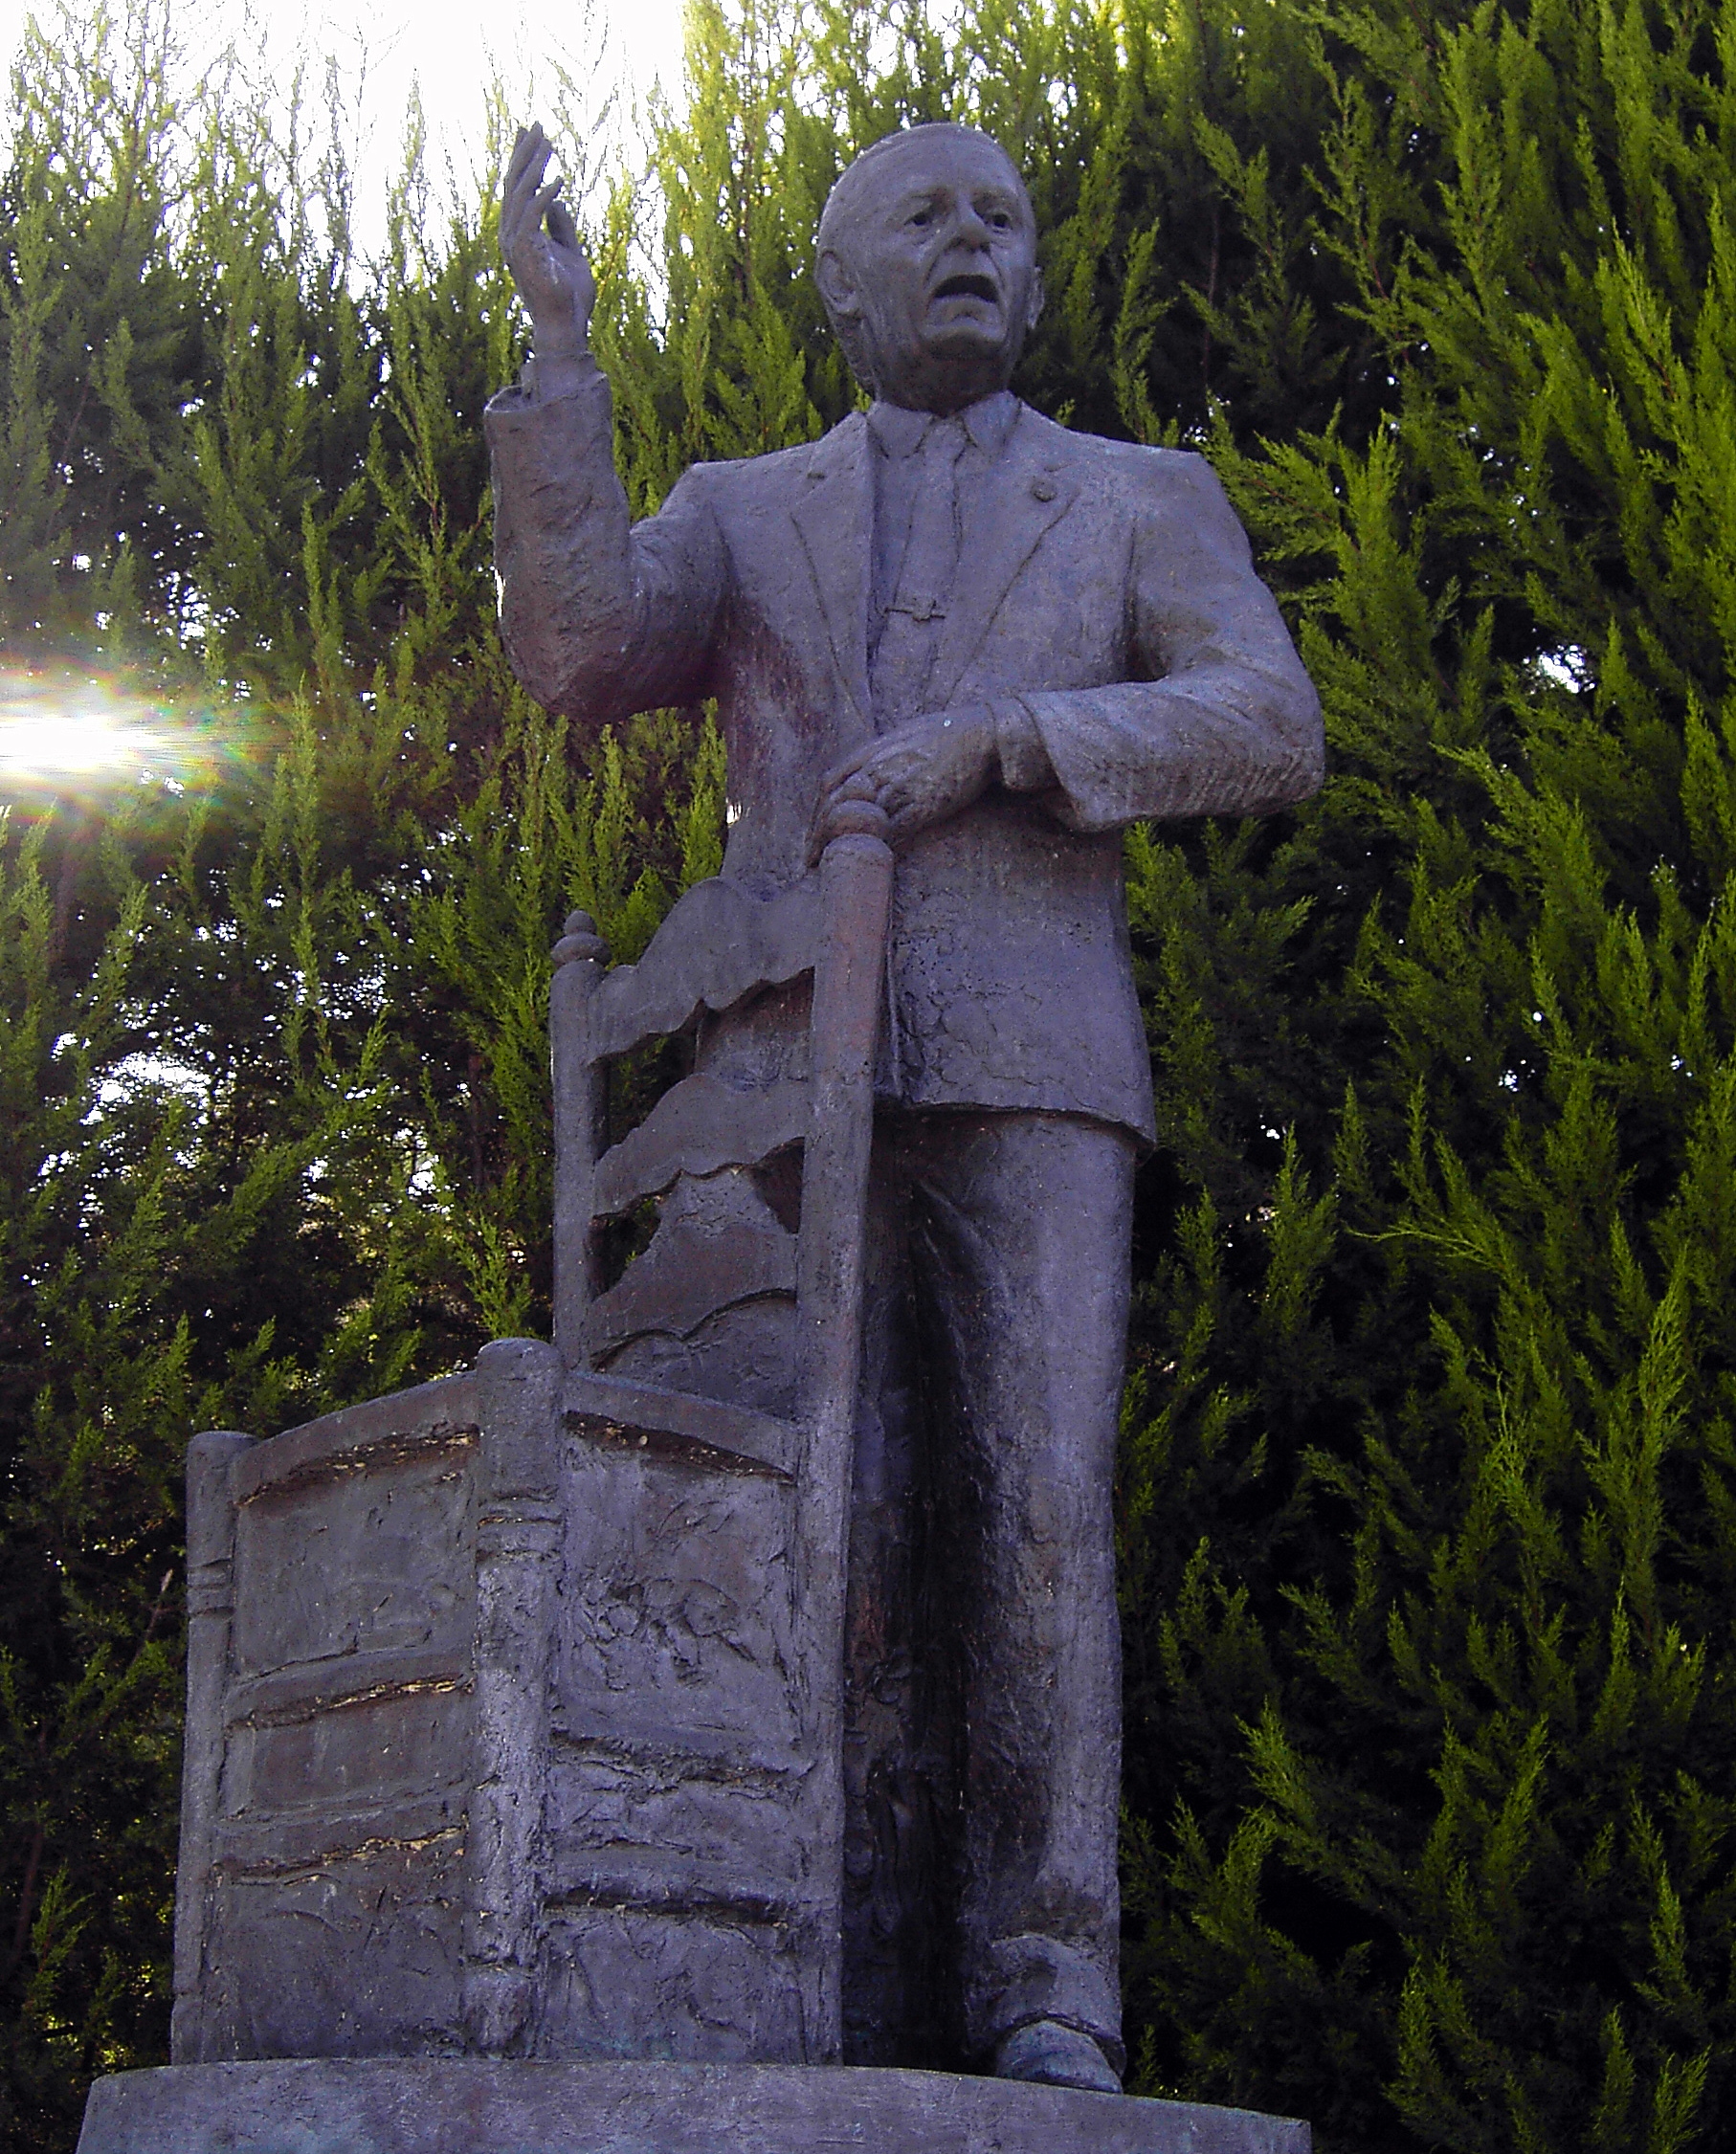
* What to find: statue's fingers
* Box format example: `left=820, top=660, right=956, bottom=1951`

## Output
left=503, top=127, right=548, bottom=209
left=807, top=766, right=883, bottom=860
left=806, top=793, right=848, bottom=866
left=505, top=126, right=540, bottom=189
left=862, top=748, right=921, bottom=792
left=546, top=198, right=583, bottom=254
left=501, top=144, right=553, bottom=253
left=522, top=142, right=556, bottom=208
left=821, top=774, right=878, bottom=822
left=819, top=748, right=873, bottom=793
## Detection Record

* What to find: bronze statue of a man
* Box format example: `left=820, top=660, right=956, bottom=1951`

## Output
left=488, top=119, right=1322, bottom=2093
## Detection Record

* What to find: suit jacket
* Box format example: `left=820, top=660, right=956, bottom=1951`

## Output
left=486, top=366, right=1323, bottom=1143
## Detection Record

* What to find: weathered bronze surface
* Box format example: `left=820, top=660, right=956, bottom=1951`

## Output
left=101, top=125, right=1322, bottom=2154
left=487, top=119, right=1323, bottom=2089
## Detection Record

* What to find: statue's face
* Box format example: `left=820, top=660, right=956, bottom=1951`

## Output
left=818, top=131, right=1042, bottom=413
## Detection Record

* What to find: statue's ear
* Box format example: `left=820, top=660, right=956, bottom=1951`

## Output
left=1025, top=267, right=1046, bottom=335
left=815, top=248, right=861, bottom=320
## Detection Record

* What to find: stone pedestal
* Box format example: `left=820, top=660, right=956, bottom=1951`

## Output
left=78, top=2059, right=1309, bottom=2153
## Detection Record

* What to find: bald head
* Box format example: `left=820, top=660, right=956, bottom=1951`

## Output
left=814, top=124, right=1043, bottom=413
left=817, top=124, right=1032, bottom=261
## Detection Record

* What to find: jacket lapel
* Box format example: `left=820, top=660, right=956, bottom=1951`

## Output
left=930, top=414, right=1079, bottom=709
left=790, top=414, right=873, bottom=731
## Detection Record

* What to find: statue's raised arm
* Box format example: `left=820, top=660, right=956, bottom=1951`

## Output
left=486, top=121, right=728, bottom=727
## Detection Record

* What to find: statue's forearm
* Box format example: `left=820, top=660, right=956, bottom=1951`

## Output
left=1013, top=452, right=1323, bottom=833
left=522, top=344, right=599, bottom=403
left=1014, top=668, right=1324, bottom=833
left=486, top=364, right=724, bottom=722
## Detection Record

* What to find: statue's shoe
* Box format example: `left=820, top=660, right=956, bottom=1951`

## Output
left=993, top=2019, right=1123, bottom=2095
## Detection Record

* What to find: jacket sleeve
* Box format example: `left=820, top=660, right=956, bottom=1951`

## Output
left=1011, top=451, right=1324, bottom=832
left=485, top=360, right=728, bottom=725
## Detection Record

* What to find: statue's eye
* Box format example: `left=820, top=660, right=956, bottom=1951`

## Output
left=909, top=208, right=933, bottom=228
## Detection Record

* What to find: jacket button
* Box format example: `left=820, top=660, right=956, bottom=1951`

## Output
left=1031, top=477, right=1057, bottom=501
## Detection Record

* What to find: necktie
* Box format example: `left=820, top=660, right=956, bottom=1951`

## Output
left=870, top=416, right=967, bottom=728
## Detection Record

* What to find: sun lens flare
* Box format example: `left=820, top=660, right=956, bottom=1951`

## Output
left=0, top=667, right=228, bottom=793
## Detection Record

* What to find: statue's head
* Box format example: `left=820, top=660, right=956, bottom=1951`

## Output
left=815, top=123, right=1043, bottom=415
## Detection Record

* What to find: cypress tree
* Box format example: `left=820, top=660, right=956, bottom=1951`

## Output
left=1113, top=6, right=1736, bottom=2149
left=9, top=4, right=1736, bottom=2150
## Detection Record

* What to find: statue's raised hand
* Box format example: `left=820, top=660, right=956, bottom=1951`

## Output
left=501, top=122, right=595, bottom=357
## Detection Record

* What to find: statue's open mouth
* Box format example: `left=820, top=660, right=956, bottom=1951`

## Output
left=932, top=274, right=998, bottom=303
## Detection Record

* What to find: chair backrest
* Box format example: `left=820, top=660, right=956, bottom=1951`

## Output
left=549, top=818, right=895, bottom=1446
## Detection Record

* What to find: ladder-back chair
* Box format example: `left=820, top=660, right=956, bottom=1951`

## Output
left=171, top=812, right=894, bottom=2071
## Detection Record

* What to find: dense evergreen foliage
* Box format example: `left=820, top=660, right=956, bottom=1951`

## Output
left=5, top=0, right=1736, bottom=2146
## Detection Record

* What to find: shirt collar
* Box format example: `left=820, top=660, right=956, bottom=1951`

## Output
left=866, top=389, right=1020, bottom=459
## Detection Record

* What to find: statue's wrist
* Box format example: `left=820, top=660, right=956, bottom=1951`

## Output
left=992, top=698, right=1052, bottom=790
left=535, top=319, right=590, bottom=364
left=530, top=343, right=598, bottom=401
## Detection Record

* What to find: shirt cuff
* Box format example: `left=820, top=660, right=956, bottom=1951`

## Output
left=993, top=698, right=1054, bottom=791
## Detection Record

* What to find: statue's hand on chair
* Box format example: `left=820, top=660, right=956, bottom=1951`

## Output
left=811, top=706, right=996, bottom=862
